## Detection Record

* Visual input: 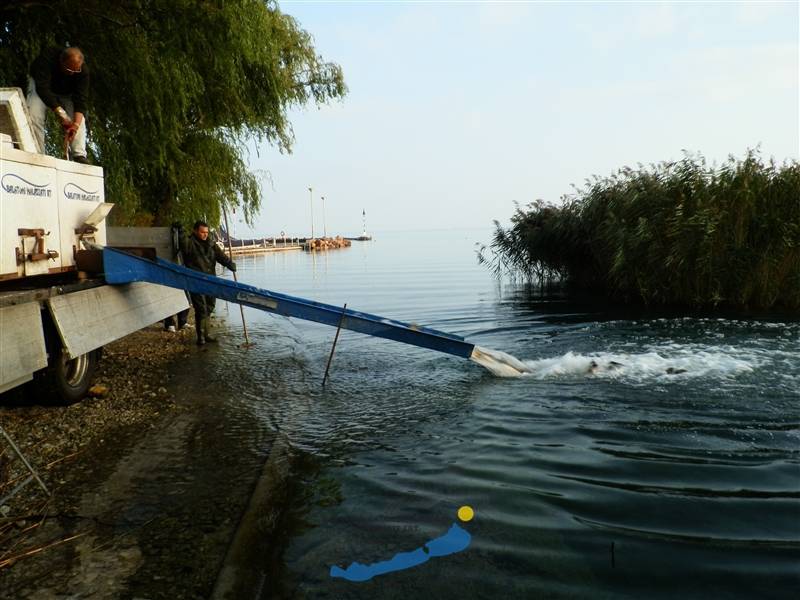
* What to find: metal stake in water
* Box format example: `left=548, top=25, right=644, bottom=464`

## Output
left=323, top=303, right=347, bottom=387
left=222, top=205, right=251, bottom=347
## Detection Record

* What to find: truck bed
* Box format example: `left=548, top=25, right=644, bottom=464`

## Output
left=0, top=277, right=105, bottom=309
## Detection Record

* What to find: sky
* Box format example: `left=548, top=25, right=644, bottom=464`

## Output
left=237, top=0, right=799, bottom=238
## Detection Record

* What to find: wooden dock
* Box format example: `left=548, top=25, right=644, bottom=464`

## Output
left=224, top=238, right=303, bottom=256
left=222, top=235, right=357, bottom=254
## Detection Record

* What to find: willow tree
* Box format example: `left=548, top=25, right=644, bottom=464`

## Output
left=0, top=0, right=346, bottom=225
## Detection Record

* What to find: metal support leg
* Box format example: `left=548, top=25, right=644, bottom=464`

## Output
left=322, top=303, right=347, bottom=388
left=0, top=425, right=50, bottom=505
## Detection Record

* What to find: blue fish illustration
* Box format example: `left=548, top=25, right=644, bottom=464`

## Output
left=330, top=523, right=471, bottom=582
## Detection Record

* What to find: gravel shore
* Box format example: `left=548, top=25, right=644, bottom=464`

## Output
left=0, top=322, right=206, bottom=594
left=0, top=310, right=296, bottom=600
left=1, top=322, right=192, bottom=506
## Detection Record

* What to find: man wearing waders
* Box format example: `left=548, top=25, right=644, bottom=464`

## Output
left=182, top=221, right=237, bottom=345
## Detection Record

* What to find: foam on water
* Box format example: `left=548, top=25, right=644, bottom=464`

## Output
left=520, top=349, right=756, bottom=381
left=471, top=346, right=762, bottom=381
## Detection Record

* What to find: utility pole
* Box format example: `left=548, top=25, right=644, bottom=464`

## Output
left=321, top=195, right=327, bottom=239
left=308, top=186, right=315, bottom=240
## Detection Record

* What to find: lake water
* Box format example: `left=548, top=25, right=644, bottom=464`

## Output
left=211, top=229, right=799, bottom=598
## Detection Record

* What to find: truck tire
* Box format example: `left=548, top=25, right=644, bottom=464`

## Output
left=47, top=345, right=100, bottom=404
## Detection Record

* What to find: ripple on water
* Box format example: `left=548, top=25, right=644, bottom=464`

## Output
left=217, top=236, right=800, bottom=599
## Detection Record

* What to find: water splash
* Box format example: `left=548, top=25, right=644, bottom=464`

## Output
left=470, top=347, right=760, bottom=381
left=522, top=350, right=756, bottom=381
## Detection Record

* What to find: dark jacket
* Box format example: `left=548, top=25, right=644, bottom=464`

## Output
left=31, top=47, right=90, bottom=114
left=182, top=233, right=234, bottom=275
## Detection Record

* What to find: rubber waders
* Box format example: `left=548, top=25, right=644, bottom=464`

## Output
left=203, top=318, right=217, bottom=343
left=196, top=318, right=206, bottom=345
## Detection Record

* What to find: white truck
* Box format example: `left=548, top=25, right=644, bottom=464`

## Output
left=0, top=88, right=189, bottom=402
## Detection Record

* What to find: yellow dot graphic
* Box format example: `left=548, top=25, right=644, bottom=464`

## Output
left=457, top=505, right=474, bottom=522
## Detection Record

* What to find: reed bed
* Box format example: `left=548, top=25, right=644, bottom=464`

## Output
left=479, top=151, right=800, bottom=310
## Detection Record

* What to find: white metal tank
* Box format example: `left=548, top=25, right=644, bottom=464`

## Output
left=0, top=87, right=110, bottom=280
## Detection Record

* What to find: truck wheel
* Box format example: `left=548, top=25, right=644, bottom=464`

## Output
left=48, top=346, right=99, bottom=404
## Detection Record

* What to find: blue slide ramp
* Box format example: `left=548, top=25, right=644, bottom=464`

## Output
left=102, top=247, right=476, bottom=359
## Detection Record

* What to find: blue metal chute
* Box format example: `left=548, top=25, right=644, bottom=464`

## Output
left=102, top=247, right=475, bottom=359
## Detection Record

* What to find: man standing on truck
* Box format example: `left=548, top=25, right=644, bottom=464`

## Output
left=182, top=220, right=237, bottom=346
left=27, top=46, right=90, bottom=163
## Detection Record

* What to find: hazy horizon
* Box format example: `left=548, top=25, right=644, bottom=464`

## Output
left=237, top=1, right=799, bottom=238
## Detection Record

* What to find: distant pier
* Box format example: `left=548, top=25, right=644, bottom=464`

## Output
left=220, top=236, right=302, bottom=255
left=220, top=235, right=361, bottom=255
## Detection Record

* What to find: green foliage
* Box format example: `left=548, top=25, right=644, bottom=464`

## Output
left=0, top=0, right=346, bottom=226
left=479, top=151, right=800, bottom=310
